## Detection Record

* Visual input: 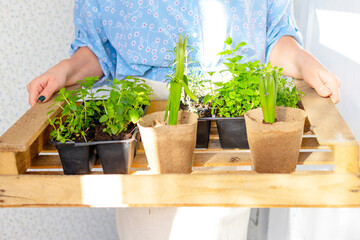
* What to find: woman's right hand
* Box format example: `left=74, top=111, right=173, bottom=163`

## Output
left=27, top=47, right=104, bottom=106
left=27, top=60, right=70, bottom=106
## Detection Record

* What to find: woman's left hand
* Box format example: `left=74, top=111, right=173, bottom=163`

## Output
left=270, top=36, right=341, bottom=104
left=297, top=50, right=341, bottom=104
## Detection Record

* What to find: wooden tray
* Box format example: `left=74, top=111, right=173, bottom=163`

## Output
left=0, top=81, right=358, bottom=207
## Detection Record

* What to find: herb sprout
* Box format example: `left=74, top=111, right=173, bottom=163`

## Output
left=204, top=37, right=302, bottom=117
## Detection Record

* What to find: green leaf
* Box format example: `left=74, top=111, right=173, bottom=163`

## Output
left=217, top=49, right=232, bottom=56
left=213, top=82, right=223, bottom=87
left=69, top=103, right=77, bottom=111
left=99, top=115, right=108, bottom=123
left=224, top=37, right=232, bottom=45
left=202, top=94, right=212, bottom=105
left=233, top=42, right=247, bottom=52
left=179, top=81, right=197, bottom=101
left=129, top=109, right=140, bottom=123
left=110, top=125, right=118, bottom=135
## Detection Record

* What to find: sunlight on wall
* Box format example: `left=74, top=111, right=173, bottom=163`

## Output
left=316, top=10, right=360, bottom=64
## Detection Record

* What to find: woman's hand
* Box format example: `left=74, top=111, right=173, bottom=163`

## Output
left=297, top=50, right=341, bottom=103
left=27, top=61, right=70, bottom=106
left=270, top=36, right=341, bottom=104
left=27, top=47, right=104, bottom=106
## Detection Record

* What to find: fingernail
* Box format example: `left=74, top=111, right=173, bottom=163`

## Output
left=38, top=96, right=46, bottom=102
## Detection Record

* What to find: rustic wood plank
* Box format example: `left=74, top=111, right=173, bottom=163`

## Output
left=0, top=126, right=55, bottom=174
left=333, top=143, right=360, bottom=173
left=295, top=80, right=358, bottom=145
left=0, top=85, right=80, bottom=152
left=2, top=173, right=360, bottom=207
left=296, top=80, right=359, bottom=173
left=0, top=152, right=20, bottom=174
left=30, top=150, right=334, bottom=170
left=136, top=137, right=327, bottom=153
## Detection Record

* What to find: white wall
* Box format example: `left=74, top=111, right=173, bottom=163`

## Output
left=0, top=1, right=118, bottom=239
left=268, top=1, right=360, bottom=240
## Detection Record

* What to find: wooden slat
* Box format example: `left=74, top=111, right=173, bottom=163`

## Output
left=30, top=150, right=334, bottom=170
left=136, top=137, right=326, bottom=153
left=333, top=144, right=360, bottom=173
left=296, top=80, right=357, bottom=145
left=0, top=85, right=80, bottom=152
left=296, top=80, right=359, bottom=173
left=2, top=173, right=360, bottom=207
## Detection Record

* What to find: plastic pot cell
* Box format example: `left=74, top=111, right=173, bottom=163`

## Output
left=96, top=128, right=140, bottom=174
left=195, top=118, right=211, bottom=149
left=51, top=141, right=97, bottom=175
left=215, top=117, right=249, bottom=149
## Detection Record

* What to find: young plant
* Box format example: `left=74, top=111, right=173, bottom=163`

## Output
left=204, top=37, right=302, bottom=117
left=99, top=77, right=153, bottom=135
left=259, top=72, right=278, bottom=123
left=48, top=77, right=101, bottom=143
left=164, top=34, right=197, bottom=125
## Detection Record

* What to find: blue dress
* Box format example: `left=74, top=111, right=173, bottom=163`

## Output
left=71, top=0, right=302, bottom=82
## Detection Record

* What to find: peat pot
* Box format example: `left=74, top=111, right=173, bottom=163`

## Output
left=138, top=111, right=198, bottom=174
left=244, top=106, right=307, bottom=173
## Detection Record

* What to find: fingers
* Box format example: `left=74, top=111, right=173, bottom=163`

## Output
left=321, top=72, right=341, bottom=104
left=305, top=73, right=331, bottom=98
left=38, top=78, right=61, bottom=103
left=27, top=76, right=62, bottom=106
left=305, top=71, right=340, bottom=104
left=27, top=76, right=47, bottom=106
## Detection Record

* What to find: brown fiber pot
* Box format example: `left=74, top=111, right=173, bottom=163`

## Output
left=138, top=111, right=198, bottom=174
left=244, top=107, right=307, bottom=173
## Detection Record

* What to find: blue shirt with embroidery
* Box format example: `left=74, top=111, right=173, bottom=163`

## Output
left=71, top=0, right=302, bottom=82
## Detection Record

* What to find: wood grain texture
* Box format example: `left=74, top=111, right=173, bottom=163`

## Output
left=1, top=173, right=360, bottom=207
left=295, top=80, right=359, bottom=172
left=0, top=85, right=80, bottom=152
left=295, top=80, right=358, bottom=145
left=31, top=149, right=334, bottom=170
left=333, top=143, right=360, bottom=173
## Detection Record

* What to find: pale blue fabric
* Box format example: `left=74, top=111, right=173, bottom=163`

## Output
left=71, top=0, right=302, bottom=82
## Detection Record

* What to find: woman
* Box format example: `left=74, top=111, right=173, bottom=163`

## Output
left=28, top=0, right=340, bottom=106
left=27, top=1, right=340, bottom=239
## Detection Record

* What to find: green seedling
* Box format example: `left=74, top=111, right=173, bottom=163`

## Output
left=204, top=37, right=302, bottom=118
left=48, top=76, right=153, bottom=142
left=48, top=77, right=101, bottom=143
left=259, top=72, right=278, bottom=123
left=99, top=77, right=153, bottom=135
left=164, top=34, right=197, bottom=125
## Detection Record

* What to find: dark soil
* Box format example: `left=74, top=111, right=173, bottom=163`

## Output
left=262, top=118, right=278, bottom=124
left=180, top=99, right=212, bottom=118
left=73, top=128, right=95, bottom=143
left=94, top=123, right=135, bottom=141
